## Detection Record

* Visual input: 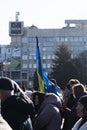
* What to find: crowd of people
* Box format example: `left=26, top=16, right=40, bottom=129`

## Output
left=0, top=76, right=87, bottom=130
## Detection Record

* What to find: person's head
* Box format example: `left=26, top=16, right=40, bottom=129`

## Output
left=72, top=83, right=87, bottom=98
left=76, top=95, right=87, bottom=118
left=50, top=78, right=62, bottom=93
left=45, top=92, right=62, bottom=108
left=31, top=91, right=45, bottom=113
left=25, top=90, right=33, bottom=98
left=12, top=80, right=24, bottom=95
left=0, top=77, right=14, bottom=102
left=68, top=79, right=80, bottom=91
left=50, top=79, right=58, bottom=86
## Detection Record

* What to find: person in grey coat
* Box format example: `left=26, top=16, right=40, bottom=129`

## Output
left=33, top=92, right=62, bottom=130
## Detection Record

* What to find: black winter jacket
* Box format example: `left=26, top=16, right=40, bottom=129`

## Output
left=1, top=94, right=34, bottom=130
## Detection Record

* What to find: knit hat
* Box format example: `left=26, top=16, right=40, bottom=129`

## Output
left=78, top=95, right=87, bottom=110
left=0, top=77, right=14, bottom=90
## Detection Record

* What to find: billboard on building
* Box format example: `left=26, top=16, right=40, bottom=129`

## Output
left=12, top=48, right=21, bottom=58
left=11, top=58, right=21, bottom=70
left=9, top=22, right=24, bottom=36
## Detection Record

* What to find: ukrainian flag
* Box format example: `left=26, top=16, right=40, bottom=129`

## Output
left=36, top=37, right=63, bottom=101
left=36, top=37, right=44, bottom=92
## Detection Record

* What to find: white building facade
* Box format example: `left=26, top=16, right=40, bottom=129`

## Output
left=1, top=19, right=87, bottom=88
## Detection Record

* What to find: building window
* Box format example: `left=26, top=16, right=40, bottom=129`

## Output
left=84, top=46, right=87, bottom=51
left=11, top=71, right=20, bottom=79
left=33, top=64, right=36, bottom=68
left=42, top=47, right=46, bottom=51
left=84, top=37, right=87, bottom=42
left=69, top=37, right=74, bottom=42
left=65, top=37, right=68, bottom=42
left=22, top=55, right=28, bottom=60
left=22, top=73, right=27, bottom=79
left=79, top=37, right=83, bottom=42
left=43, top=55, right=46, bottom=59
left=74, top=37, right=79, bottom=42
left=28, top=37, right=35, bottom=42
left=22, top=37, right=28, bottom=43
left=69, top=46, right=74, bottom=51
left=47, top=55, right=51, bottom=59
left=71, top=54, right=74, bottom=59
left=29, top=55, right=32, bottom=59
left=52, top=55, right=55, bottom=59
left=79, top=46, right=83, bottom=51
left=43, top=64, right=46, bottom=68
left=22, top=64, right=28, bottom=69
left=33, top=55, right=36, bottom=59
left=60, top=37, right=65, bottom=42
left=55, top=37, right=59, bottom=42
left=47, top=64, right=51, bottom=68
left=22, top=46, right=28, bottom=52
left=73, top=46, right=79, bottom=51
left=29, top=64, right=32, bottom=68
left=7, top=48, right=11, bottom=53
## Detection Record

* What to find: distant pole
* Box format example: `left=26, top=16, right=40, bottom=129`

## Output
left=15, top=12, right=20, bottom=22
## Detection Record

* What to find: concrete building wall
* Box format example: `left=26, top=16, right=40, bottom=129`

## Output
left=1, top=19, right=87, bottom=88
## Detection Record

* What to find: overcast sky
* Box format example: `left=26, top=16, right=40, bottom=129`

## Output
left=0, top=0, right=87, bottom=44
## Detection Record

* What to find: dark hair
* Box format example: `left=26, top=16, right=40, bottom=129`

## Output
left=50, top=78, right=61, bottom=90
left=31, top=91, right=45, bottom=113
left=79, top=95, right=87, bottom=111
left=32, top=91, right=45, bottom=104
left=0, top=76, right=14, bottom=90
left=50, top=79, right=57, bottom=86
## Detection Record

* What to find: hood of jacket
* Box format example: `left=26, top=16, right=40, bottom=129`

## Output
left=38, top=93, right=62, bottom=113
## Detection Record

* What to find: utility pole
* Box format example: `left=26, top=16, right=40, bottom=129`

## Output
left=15, top=11, right=20, bottom=22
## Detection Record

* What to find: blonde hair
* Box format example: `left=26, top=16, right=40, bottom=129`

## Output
left=72, top=83, right=86, bottom=98
left=69, top=79, right=80, bottom=85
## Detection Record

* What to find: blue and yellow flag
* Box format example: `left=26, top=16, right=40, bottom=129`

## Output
left=36, top=37, right=44, bottom=92
left=36, top=37, right=63, bottom=101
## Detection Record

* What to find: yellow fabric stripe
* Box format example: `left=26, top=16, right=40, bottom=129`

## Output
left=37, top=72, right=44, bottom=92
